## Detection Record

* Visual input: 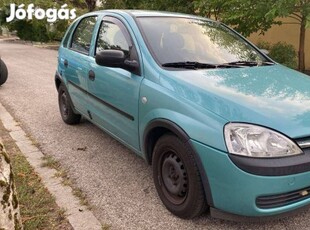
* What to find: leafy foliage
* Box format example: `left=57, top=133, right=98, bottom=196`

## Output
left=194, top=0, right=226, bottom=20
left=85, top=0, right=96, bottom=12
left=269, top=42, right=298, bottom=69
left=194, top=0, right=309, bottom=71
left=0, top=0, right=308, bottom=70
left=102, top=0, right=195, bottom=14
left=257, top=41, right=297, bottom=69
left=0, top=0, right=88, bottom=42
left=194, top=0, right=285, bottom=36
left=256, top=41, right=271, bottom=50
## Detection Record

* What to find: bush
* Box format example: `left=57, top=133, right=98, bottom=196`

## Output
left=47, top=21, right=70, bottom=42
left=256, top=41, right=271, bottom=50
left=8, top=20, right=50, bottom=42
left=269, top=42, right=297, bottom=69
left=256, top=41, right=297, bottom=69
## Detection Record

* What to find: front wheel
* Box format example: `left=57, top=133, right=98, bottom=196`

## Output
left=152, top=134, right=207, bottom=219
left=0, top=59, right=8, bottom=86
left=58, top=84, right=81, bottom=125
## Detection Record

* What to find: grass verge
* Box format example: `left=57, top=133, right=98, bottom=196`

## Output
left=41, top=156, right=90, bottom=208
left=0, top=121, right=73, bottom=230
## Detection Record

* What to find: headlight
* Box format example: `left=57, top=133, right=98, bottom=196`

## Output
left=224, top=123, right=302, bottom=158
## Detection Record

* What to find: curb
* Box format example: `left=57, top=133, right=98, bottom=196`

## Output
left=0, top=102, right=102, bottom=230
left=0, top=38, right=60, bottom=50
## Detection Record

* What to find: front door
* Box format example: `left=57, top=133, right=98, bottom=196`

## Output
left=87, top=16, right=143, bottom=150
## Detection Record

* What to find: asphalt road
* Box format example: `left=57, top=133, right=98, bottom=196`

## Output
left=0, top=41, right=309, bottom=230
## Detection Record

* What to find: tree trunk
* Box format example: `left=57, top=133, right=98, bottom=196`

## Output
left=85, top=0, right=97, bottom=12
left=0, top=143, right=23, bottom=230
left=298, top=18, right=306, bottom=72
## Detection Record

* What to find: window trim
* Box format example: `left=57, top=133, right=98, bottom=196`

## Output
left=94, top=16, right=134, bottom=57
left=94, top=16, right=141, bottom=76
left=62, top=20, right=78, bottom=48
left=69, top=15, right=98, bottom=56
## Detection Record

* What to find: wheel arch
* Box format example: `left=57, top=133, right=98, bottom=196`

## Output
left=143, top=119, right=189, bottom=165
left=55, top=72, right=78, bottom=115
left=55, top=71, right=62, bottom=90
left=143, top=118, right=214, bottom=207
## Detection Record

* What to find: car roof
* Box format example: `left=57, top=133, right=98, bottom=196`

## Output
left=88, top=9, right=213, bottom=21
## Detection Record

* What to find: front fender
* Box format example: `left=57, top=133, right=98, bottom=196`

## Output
left=139, top=79, right=228, bottom=154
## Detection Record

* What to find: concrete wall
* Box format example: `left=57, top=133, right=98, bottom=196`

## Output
left=248, top=17, right=310, bottom=70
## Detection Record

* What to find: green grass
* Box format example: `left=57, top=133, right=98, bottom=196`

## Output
left=101, top=224, right=112, bottom=230
left=41, top=155, right=61, bottom=170
left=41, top=156, right=90, bottom=208
left=0, top=122, right=72, bottom=230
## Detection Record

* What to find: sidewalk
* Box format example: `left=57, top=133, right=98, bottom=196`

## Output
left=0, top=36, right=60, bottom=50
left=0, top=102, right=102, bottom=230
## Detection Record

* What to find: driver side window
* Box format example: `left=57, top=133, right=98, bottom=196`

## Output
left=96, top=18, right=131, bottom=57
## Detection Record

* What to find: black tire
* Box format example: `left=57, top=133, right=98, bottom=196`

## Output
left=0, top=59, right=8, bottom=86
left=58, top=84, right=81, bottom=125
left=152, top=133, right=207, bottom=219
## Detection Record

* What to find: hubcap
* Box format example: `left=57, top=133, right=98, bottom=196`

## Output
left=60, top=91, right=69, bottom=118
left=161, top=151, right=188, bottom=205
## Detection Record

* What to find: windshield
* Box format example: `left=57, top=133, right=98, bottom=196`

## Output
left=137, top=17, right=271, bottom=68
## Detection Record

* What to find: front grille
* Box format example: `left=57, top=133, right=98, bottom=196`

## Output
left=256, top=138, right=310, bottom=209
left=256, top=186, right=310, bottom=209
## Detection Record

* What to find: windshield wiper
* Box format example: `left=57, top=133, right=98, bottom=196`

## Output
left=162, top=61, right=243, bottom=69
left=224, top=61, right=274, bottom=67
left=162, top=62, right=217, bottom=69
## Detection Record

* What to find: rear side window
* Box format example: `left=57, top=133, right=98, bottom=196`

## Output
left=62, top=21, right=77, bottom=48
left=71, top=16, right=97, bottom=54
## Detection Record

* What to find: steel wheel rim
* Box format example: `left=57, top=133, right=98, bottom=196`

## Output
left=60, top=91, right=69, bottom=119
left=160, top=150, right=188, bottom=205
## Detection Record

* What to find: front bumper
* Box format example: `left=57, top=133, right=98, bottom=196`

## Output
left=191, top=140, right=310, bottom=218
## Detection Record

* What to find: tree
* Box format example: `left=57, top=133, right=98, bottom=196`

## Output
left=194, top=0, right=310, bottom=72
left=266, top=0, right=310, bottom=72
left=0, top=0, right=89, bottom=42
left=102, top=0, right=142, bottom=9
left=101, top=0, right=196, bottom=14
left=85, top=0, right=96, bottom=12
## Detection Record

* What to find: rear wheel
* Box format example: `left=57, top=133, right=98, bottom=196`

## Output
left=58, top=84, right=81, bottom=125
left=0, top=59, right=8, bottom=85
left=152, top=134, right=207, bottom=219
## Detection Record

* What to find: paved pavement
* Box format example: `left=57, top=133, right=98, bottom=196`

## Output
left=0, top=102, right=102, bottom=230
left=1, top=41, right=310, bottom=229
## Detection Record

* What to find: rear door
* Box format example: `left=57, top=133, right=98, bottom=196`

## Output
left=87, top=16, right=143, bottom=150
left=60, top=15, right=98, bottom=116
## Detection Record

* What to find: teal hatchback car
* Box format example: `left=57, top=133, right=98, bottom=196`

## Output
left=55, top=10, right=310, bottom=220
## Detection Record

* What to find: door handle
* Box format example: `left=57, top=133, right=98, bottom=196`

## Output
left=89, top=70, right=95, bottom=81
left=64, top=59, right=68, bottom=67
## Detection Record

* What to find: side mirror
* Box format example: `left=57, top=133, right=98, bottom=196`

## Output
left=95, top=50, right=126, bottom=68
left=95, top=50, right=140, bottom=75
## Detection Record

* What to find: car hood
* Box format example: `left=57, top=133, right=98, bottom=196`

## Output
left=160, top=64, right=310, bottom=139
